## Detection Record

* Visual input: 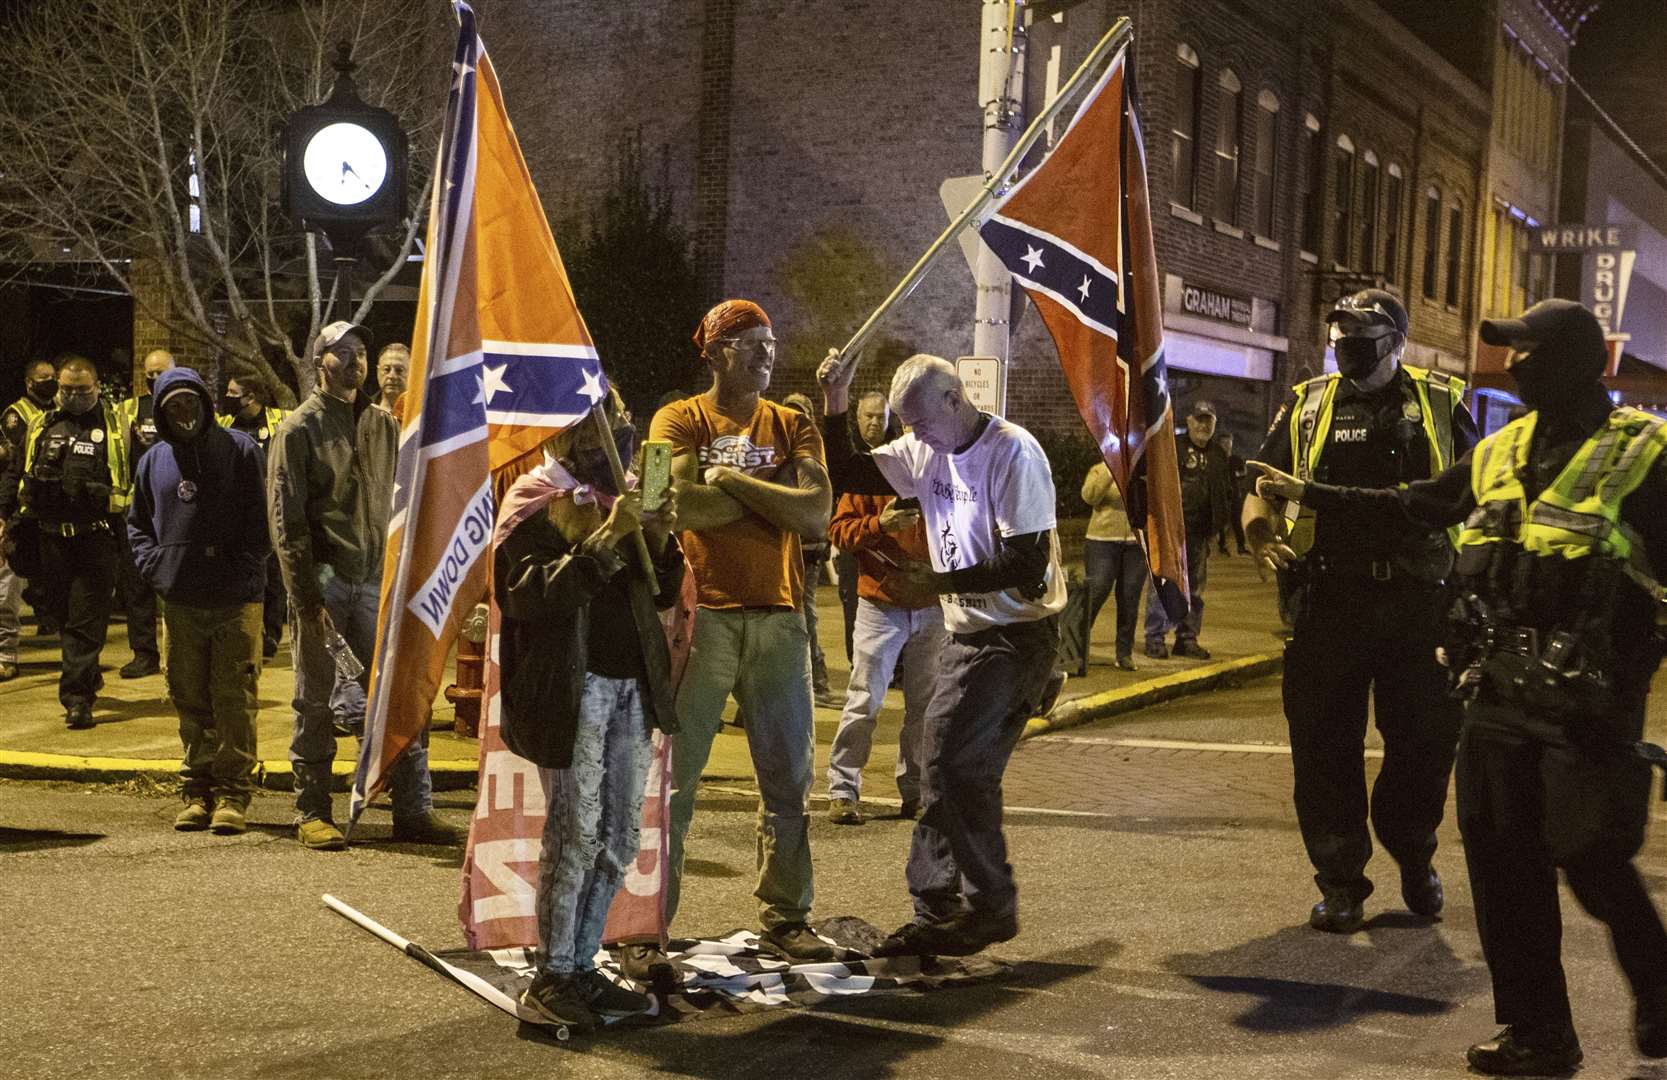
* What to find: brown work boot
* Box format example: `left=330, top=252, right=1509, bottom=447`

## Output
left=174, top=798, right=212, bottom=832
left=297, top=818, right=348, bottom=851
left=210, top=799, right=249, bottom=836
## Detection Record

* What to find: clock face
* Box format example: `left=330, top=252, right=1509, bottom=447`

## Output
left=302, top=122, right=389, bottom=207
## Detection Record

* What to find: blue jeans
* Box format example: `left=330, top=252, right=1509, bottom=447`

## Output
left=1144, top=536, right=1209, bottom=647
left=1083, top=539, right=1145, bottom=657
left=289, top=571, right=431, bottom=822
left=827, top=598, right=941, bottom=802
left=536, top=673, right=652, bottom=975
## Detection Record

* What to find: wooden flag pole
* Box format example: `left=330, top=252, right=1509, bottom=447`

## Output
left=830, top=15, right=1133, bottom=379
left=590, top=401, right=661, bottom=595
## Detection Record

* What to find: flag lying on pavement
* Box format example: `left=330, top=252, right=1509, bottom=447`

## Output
left=353, top=0, right=608, bottom=823
left=975, top=42, right=1189, bottom=614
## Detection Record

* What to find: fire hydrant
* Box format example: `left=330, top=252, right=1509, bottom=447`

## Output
left=444, top=602, right=489, bottom=737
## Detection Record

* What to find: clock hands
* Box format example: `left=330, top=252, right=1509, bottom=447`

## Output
left=340, top=161, right=371, bottom=190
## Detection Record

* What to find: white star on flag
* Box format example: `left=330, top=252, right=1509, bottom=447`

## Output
left=1078, top=275, right=1092, bottom=302
left=579, top=368, right=604, bottom=403
left=479, top=363, right=511, bottom=404
left=1022, top=245, right=1046, bottom=274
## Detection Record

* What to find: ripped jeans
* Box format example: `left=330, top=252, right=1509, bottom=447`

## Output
left=535, top=673, right=653, bottom=976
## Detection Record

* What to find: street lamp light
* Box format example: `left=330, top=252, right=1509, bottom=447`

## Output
left=282, top=42, right=409, bottom=320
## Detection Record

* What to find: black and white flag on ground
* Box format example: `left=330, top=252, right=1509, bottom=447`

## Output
left=327, top=897, right=1008, bottom=1034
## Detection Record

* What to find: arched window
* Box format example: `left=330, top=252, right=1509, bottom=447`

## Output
left=1360, top=151, right=1380, bottom=272
left=1299, top=113, right=1322, bottom=253
left=1212, top=69, right=1243, bottom=223
left=1332, top=134, right=1355, bottom=266
left=1422, top=185, right=1442, bottom=301
left=1445, top=200, right=1465, bottom=306
left=1170, top=44, right=1202, bottom=210
left=1383, top=164, right=1405, bottom=284
left=1252, top=90, right=1279, bottom=237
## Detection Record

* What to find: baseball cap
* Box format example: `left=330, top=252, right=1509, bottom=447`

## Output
left=314, top=320, right=371, bottom=357
left=1479, top=299, right=1605, bottom=361
left=1188, top=400, right=1217, bottom=419
left=1325, top=288, right=1409, bottom=337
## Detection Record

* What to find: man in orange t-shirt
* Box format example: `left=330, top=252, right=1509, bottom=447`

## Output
left=648, top=299, right=833, bottom=963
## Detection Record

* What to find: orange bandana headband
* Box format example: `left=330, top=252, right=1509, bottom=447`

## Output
left=693, top=299, right=772, bottom=353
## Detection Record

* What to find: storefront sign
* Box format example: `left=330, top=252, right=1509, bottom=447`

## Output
left=1179, top=281, right=1253, bottom=327
left=1533, top=223, right=1636, bottom=253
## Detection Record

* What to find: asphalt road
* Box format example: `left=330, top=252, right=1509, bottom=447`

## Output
left=8, top=675, right=1667, bottom=1079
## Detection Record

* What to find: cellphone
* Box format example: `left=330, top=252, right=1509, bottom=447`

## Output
left=892, top=497, right=920, bottom=511
left=640, top=441, right=672, bottom=512
left=870, top=549, right=901, bottom=569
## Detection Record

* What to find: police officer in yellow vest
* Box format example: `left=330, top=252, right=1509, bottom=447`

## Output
left=0, top=355, right=131, bottom=729
left=1251, top=298, right=1667, bottom=1075
left=219, top=374, right=290, bottom=656
left=1244, top=289, right=1476, bottom=935
left=0, top=359, right=60, bottom=654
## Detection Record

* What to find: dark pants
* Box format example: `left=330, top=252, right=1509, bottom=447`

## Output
left=165, top=600, right=262, bottom=802
left=907, top=616, right=1058, bottom=923
left=1145, top=534, right=1209, bottom=646
left=116, top=527, right=158, bottom=663
left=262, top=552, right=286, bottom=650
left=39, top=526, right=117, bottom=708
left=1458, top=700, right=1667, bottom=1031
left=834, top=550, right=859, bottom=663
left=1283, top=577, right=1460, bottom=899
left=1083, top=539, right=1145, bottom=658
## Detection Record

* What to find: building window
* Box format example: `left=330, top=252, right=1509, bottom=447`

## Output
left=1299, top=114, right=1321, bottom=253
left=1422, top=186, right=1441, bottom=301
left=1360, top=152, right=1380, bottom=273
left=1445, top=203, right=1464, bottom=306
left=1332, top=134, right=1355, bottom=266
left=1212, top=69, right=1242, bottom=224
left=1383, top=166, right=1404, bottom=284
left=1171, top=43, right=1202, bottom=210
left=1252, top=90, right=1279, bottom=237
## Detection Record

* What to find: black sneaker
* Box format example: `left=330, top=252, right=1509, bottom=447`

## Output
left=1465, top=1024, right=1582, bottom=1075
left=758, top=922, right=834, bottom=962
left=1172, top=641, right=1212, bottom=660
left=872, top=919, right=961, bottom=958
left=1114, top=653, right=1136, bottom=671
left=390, top=811, right=465, bottom=846
left=64, top=704, right=94, bottom=730
left=1309, top=890, right=1365, bottom=933
left=610, top=941, right=676, bottom=990
left=1637, top=986, right=1667, bottom=1058
left=119, top=656, right=160, bottom=679
left=1144, top=641, right=1169, bottom=659
left=898, top=798, right=921, bottom=820
left=575, top=968, right=651, bottom=1016
left=931, top=909, right=1019, bottom=955
left=519, top=971, right=597, bottom=1032
left=1036, top=670, right=1068, bottom=716
left=1399, top=862, right=1444, bottom=917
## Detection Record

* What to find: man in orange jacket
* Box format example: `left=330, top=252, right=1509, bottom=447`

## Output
left=824, top=392, right=943, bottom=826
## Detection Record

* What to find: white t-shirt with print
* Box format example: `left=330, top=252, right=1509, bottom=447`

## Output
left=873, top=415, right=1067, bottom=633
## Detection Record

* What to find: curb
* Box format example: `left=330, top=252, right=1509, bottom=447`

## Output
left=0, top=654, right=1282, bottom=788
left=1022, top=651, right=1283, bottom=740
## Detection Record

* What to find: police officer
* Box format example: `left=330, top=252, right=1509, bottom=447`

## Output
left=1243, top=288, right=1476, bottom=934
left=0, top=359, right=59, bottom=657
left=112, top=348, right=173, bottom=678
left=1252, top=298, right=1667, bottom=1074
left=0, top=355, right=131, bottom=728
left=220, top=375, right=290, bottom=657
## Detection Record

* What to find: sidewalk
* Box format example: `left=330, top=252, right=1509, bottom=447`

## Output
left=0, top=542, right=1286, bottom=792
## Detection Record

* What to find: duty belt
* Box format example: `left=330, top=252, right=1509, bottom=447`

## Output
left=39, top=518, right=111, bottom=538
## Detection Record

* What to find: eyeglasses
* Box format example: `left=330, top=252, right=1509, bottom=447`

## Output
left=721, top=336, right=777, bottom=358
left=59, top=388, right=96, bottom=401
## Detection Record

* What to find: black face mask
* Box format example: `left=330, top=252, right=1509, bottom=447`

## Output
left=27, top=379, right=56, bottom=403
left=568, top=424, right=638, bottom=495
left=222, top=394, right=244, bottom=415
left=144, top=375, right=159, bottom=394
left=1334, top=335, right=1387, bottom=381
left=1509, top=348, right=1569, bottom=413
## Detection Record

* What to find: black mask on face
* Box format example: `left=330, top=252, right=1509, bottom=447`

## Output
left=568, top=424, right=638, bottom=495
left=27, top=378, right=56, bottom=403
left=1509, top=348, right=1569, bottom=413
left=145, top=374, right=159, bottom=394
left=222, top=393, right=243, bottom=415
left=1334, top=335, right=1388, bottom=381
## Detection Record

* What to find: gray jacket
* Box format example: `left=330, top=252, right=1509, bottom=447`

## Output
left=266, top=389, right=395, bottom=610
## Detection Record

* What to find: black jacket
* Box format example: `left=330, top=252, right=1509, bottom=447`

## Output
left=495, top=510, right=685, bottom=769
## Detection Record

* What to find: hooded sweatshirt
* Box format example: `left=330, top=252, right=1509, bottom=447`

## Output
left=126, top=367, right=269, bottom=606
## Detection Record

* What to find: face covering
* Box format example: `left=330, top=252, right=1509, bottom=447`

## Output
left=58, top=388, right=97, bottom=416
left=222, top=393, right=244, bottom=415
left=1334, top=335, right=1388, bottom=381
left=568, top=424, right=638, bottom=495
left=28, top=378, right=56, bottom=403
left=145, top=375, right=159, bottom=394
left=1508, top=348, right=1568, bottom=413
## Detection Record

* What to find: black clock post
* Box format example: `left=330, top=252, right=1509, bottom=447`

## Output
left=282, top=42, right=410, bottom=324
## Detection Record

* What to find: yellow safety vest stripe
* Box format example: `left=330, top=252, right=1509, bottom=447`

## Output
left=19, top=400, right=131, bottom=515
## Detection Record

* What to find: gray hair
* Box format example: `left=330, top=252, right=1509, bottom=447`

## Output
left=887, top=354, right=960, bottom=410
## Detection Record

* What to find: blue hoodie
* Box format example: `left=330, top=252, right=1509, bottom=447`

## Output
left=126, top=367, right=270, bottom=606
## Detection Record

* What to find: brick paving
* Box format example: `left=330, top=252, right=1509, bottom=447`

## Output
left=1003, top=736, right=1307, bottom=819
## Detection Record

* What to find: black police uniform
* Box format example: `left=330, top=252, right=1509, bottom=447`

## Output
left=1256, top=366, right=1478, bottom=905
left=226, top=408, right=288, bottom=653
left=116, top=394, right=161, bottom=669
left=1302, top=395, right=1667, bottom=1046
left=0, top=404, right=125, bottom=713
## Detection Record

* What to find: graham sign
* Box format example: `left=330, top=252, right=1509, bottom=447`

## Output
left=1179, top=281, right=1253, bottom=327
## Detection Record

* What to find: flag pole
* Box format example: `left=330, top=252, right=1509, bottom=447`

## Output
left=833, top=16, right=1132, bottom=373
left=590, top=402, right=661, bottom=594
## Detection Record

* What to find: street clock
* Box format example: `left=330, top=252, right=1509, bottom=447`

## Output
left=283, top=44, right=408, bottom=240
